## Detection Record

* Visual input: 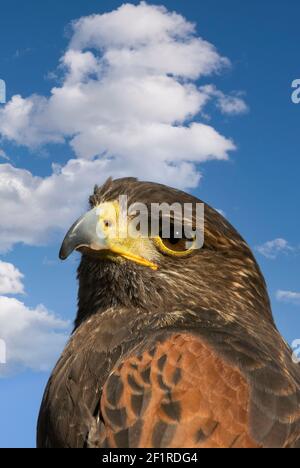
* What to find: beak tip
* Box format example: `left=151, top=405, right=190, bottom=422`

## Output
left=59, top=252, right=66, bottom=261
left=59, top=244, right=70, bottom=261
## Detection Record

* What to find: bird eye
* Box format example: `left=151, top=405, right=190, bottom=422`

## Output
left=155, top=224, right=195, bottom=256
left=160, top=237, right=191, bottom=252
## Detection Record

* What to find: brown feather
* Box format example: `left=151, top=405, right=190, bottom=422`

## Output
left=98, top=333, right=259, bottom=448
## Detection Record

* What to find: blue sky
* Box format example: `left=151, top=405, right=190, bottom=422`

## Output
left=0, top=0, right=300, bottom=448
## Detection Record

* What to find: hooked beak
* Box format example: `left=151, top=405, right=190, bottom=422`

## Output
left=59, top=205, right=158, bottom=270
left=59, top=207, right=108, bottom=260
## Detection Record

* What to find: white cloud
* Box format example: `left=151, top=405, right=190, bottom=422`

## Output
left=0, top=3, right=247, bottom=251
left=0, top=261, right=24, bottom=294
left=0, top=158, right=126, bottom=252
left=0, top=261, right=69, bottom=376
left=0, top=296, right=69, bottom=376
left=69, top=3, right=228, bottom=79
left=276, top=290, right=300, bottom=305
left=0, top=3, right=238, bottom=163
left=201, top=85, right=248, bottom=115
left=256, top=238, right=293, bottom=259
left=216, top=93, right=248, bottom=115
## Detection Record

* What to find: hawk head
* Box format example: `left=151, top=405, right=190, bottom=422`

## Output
left=60, top=177, right=272, bottom=330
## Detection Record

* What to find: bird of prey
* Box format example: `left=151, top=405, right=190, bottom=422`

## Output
left=37, top=178, right=300, bottom=448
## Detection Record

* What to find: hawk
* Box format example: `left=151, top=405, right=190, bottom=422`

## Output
left=37, top=178, right=300, bottom=448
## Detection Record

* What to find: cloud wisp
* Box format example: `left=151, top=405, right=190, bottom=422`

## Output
left=256, top=238, right=294, bottom=260
left=276, top=290, right=300, bottom=306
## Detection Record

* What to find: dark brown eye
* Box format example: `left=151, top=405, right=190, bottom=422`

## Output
left=159, top=224, right=194, bottom=253
left=160, top=237, right=191, bottom=252
left=103, top=220, right=112, bottom=228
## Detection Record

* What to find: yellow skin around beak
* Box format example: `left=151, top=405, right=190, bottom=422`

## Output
left=59, top=201, right=159, bottom=270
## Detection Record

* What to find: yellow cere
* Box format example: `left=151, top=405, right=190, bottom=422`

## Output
left=95, top=201, right=158, bottom=270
